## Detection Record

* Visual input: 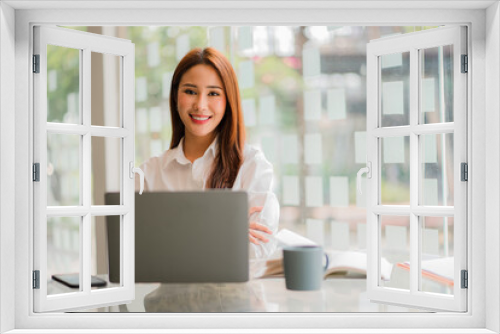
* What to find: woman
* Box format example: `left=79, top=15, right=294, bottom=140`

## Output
left=136, top=47, right=279, bottom=266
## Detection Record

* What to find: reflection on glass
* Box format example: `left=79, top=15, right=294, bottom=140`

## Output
left=91, top=52, right=122, bottom=127
left=91, top=216, right=120, bottom=289
left=47, top=216, right=80, bottom=295
left=420, top=216, right=454, bottom=295
left=47, top=45, right=80, bottom=124
left=91, top=137, right=121, bottom=206
left=380, top=215, right=410, bottom=290
left=380, top=52, right=410, bottom=127
left=47, top=134, right=80, bottom=206
left=420, top=134, right=454, bottom=206
left=420, top=45, right=453, bottom=124
left=381, top=136, right=410, bottom=205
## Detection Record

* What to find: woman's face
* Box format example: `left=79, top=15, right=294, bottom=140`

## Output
left=177, top=64, right=227, bottom=140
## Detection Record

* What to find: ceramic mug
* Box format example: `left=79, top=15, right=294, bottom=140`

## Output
left=282, top=245, right=329, bottom=291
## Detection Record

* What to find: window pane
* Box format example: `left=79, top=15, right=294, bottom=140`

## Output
left=380, top=52, right=410, bottom=127
left=420, top=216, right=454, bottom=295
left=420, top=45, right=453, bottom=124
left=420, top=133, right=454, bottom=206
left=91, top=52, right=122, bottom=127
left=381, top=136, right=410, bottom=205
left=91, top=137, right=122, bottom=206
left=47, top=216, right=81, bottom=295
left=47, top=133, right=80, bottom=206
left=91, top=215, right=121, bottom=290
left=47, top=45, right=80, bottom=124
left=379, top=215, right=410, bottom=290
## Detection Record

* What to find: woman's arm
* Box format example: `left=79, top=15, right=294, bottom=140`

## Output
left=247, top=191, right=280, bottom=259
left=238, top=147, right=280, bottom=260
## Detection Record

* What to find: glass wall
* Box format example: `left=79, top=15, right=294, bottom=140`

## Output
left=51, top=25, right=440, bottom=294
left=124, top=26, right=436, bottom=251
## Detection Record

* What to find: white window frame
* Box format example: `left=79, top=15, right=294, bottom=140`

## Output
left=365, top=26, right=468, bottom=312
left=33, top=25, right=136, bottom=313
left=1, top=2, right=499, bottom=333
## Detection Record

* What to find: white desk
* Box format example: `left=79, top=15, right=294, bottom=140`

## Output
left=49, top=275, right=426, bottom=313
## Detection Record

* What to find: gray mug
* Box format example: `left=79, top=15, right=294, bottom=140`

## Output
left=282, top=245, right=329, bottom=291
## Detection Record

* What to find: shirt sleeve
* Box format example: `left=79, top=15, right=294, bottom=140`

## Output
left=239, top=148, right=280, bottom=262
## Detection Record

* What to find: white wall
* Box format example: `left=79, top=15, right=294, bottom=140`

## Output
left=486, top=2, right=500, bottom=333
left=0, top=2, right=16, bottom=333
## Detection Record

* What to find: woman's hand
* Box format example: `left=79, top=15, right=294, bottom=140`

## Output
left=248, top=206, right=272, bottom=245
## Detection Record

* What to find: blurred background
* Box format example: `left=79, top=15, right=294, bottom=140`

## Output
left=46, top=26, right=454, bottom=295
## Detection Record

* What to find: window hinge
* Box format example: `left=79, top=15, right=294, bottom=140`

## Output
left=33, top=163, right=40, bottom=182
left=461, top=270, right=468, bottom=289
left=33, top=55, right=40, bottom=73
left=33, top=270, right=40, bottom=289
left=461, top=54, right=468, bottom=73
left=461, top=162, right=468, bottom=181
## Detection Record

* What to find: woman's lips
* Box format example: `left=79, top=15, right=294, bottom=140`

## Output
left=189, top=114, right=212, bottom=125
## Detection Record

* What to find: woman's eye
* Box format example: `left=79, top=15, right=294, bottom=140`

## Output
left=208, top=92, right=220, bottom=96
left=184, top=89, right=196, bottom=95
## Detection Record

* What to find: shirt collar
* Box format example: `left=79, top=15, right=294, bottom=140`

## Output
left=167, top=136, right=218, bottom=167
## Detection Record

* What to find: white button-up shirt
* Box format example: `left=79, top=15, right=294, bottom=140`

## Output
left=136, top=137, right=279, bottom=269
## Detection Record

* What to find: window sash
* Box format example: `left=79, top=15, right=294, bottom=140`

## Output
left=32, top=25, right=136, bottom=312
left=366, top=26, right=467, bottom=312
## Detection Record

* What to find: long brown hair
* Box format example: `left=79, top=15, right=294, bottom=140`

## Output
left=169, top=47, right=246, bottom=188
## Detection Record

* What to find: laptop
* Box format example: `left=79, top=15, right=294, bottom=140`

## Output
left=105, top=191, right=249, bottom=283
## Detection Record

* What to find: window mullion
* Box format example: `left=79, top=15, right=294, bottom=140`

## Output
left=81, top=47, right=92, bottom=295
left=409, top=46, right=419, bottom=295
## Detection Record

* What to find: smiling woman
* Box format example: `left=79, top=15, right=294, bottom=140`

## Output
left=169, top=47, right=241, bottom=189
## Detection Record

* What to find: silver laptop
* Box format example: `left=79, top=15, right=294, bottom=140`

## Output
left=105, top=191, right=249, bottom=283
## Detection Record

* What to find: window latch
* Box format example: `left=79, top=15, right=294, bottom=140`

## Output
left=357, top=161, right=372, bottom=195
left=129, top=162, right=144, bottom=194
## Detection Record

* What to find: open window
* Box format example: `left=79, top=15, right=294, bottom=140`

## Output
left=33, top=26, right=140, bottom=312
left=363, top=26, right=467, bottom=312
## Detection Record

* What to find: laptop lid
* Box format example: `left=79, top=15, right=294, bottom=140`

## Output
left=105, top=191, right=249, bottom=283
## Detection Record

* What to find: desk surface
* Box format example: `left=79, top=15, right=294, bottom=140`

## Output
left=49, top=275, right=425, bottom=313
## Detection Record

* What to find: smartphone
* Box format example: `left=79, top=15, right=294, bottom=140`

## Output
left=52, top=273, right=107, bottom=288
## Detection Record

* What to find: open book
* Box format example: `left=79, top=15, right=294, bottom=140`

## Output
left=259, top=229, right=393, bottom=280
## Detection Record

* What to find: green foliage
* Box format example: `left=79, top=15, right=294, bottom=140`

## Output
left=46, top=45, right=80, bottom=123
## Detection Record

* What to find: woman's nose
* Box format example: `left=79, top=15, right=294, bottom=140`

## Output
left=194, top=94, right=208, bottom=111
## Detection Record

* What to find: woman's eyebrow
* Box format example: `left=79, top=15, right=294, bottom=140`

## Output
left=180, top=83, right=223, bottom=90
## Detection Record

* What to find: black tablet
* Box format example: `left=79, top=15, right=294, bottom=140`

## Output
left=52, top=273, right=107, bottom=289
